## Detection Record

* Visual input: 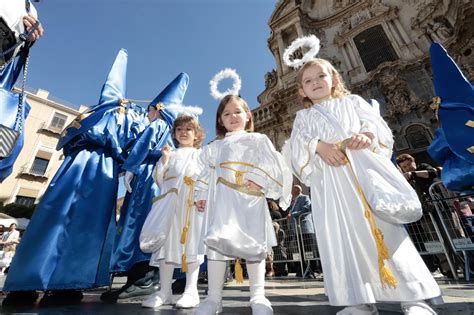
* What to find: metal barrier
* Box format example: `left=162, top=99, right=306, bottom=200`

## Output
left=428, top=181, right=474, bottom=281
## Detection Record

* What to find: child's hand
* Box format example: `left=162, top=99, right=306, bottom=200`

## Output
left=161, top=145, right=171, bottom=163
left=316, top=140, right=347, bottom=167
left=244, top=180, right=262, bottom=191
left=346, top=133, right=372, bottom=150
left=195, top=200, right=206, bottom=212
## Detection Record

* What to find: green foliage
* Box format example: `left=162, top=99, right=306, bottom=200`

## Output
left=0, top=203, right=36, bottom=219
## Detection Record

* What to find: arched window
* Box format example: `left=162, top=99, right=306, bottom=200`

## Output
left=405, top=124, right=431, bottom=149
left=353, top=25, right=398, bottom=72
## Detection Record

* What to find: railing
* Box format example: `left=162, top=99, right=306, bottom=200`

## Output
left=19, top=164, right=50, bottom=179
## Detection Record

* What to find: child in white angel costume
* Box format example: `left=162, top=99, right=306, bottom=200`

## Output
left=286, top=58, right=442, bottom=315
left=194, top=94, right=292, bottom=315
left=140, top=114, right=206, bottom=309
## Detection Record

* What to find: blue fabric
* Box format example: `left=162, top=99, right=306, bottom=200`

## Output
left=427, top=43, right=474, bottom=193
left=0, top=52, right=31, bottom=182
left=109, top=72, right=189, bottom=273
left=109, top=119, right=174, bottom=272
left=3, top=49, right=141, bottom=291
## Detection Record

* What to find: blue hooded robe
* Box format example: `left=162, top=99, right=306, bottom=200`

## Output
left=3, top=49, right=143, bottom=291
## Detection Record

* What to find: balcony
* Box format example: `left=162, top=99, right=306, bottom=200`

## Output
left=38, top=122, right=64, bottom=136
left=19, top=164, right=50, bottom=180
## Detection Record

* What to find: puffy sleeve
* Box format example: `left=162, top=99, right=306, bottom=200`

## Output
left=122, top=119, right=170, bottom=174
left=152, top=151, right=173, bottom=189
left=245, top=134, right=293, bottom=210
left=351, top=95, right=394, bottom=158
left=287, top=110, right=322, bottom=186
left=195, top=142, right=216, bottom=201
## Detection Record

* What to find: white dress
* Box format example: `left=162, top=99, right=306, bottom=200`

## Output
left=143, top=147, right=204, bottom=267
left=287, top=95, right=441, bottom=305
left=196, top=131, right=292, bottom=262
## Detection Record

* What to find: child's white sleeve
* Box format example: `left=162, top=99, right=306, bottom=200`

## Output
left=153, top=154, right=171, bottom=189
left=245, top=135, right=293, bottom=210
left=195, top=144, right=214, bottom=201
left=288, top=111, right=322, bottom=186
left=351, top=95, right=394, bottom=158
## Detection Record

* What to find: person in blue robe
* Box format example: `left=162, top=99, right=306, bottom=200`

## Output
left=0, top=50, right=31, bottom=182
left=101, top=73, right=190, bottom=302
left=427, top=43, right=474, bottom=193
left=2, top=49, right=144, bottom=306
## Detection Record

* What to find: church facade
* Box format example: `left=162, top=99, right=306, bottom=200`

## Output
left=253, top=0, right=473, bottom=163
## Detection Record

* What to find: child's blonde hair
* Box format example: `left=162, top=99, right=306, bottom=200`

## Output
left=296, top=58, right=351, bottom=108
left=215, top=95, right=254, bottom=138
left=172, top=115, right=205, bottom=148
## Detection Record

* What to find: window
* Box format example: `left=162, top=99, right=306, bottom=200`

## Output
left=405, top=125, right=431, bottom=149
left=15, top=196, right=35, bottom=207
left=30, top=157, right=49, bottom=176
left=49, top=113, right=67, bottom=132
left=353, top=25, right=398, bottom=72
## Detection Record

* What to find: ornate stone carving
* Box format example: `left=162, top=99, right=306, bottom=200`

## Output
left=264, top=70, right=278, bottom=89
left=426, top=19, right=453, bottom=42
left=411, top=0, right=443, bottom=29
left=378, top=73, right=421, bottom=118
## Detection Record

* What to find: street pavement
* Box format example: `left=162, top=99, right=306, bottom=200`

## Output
left=0, top=275, right=473, bottom=314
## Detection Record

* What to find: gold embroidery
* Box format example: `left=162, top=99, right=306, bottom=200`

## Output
left=466, top=120, right=474, bottom=128
left=220, top=161, right=282, bottom=187
left=180, top=176, right=195, bottom=272
left=164, top=176, right=177, bottom=182
left=217, top=177, right=265, bottom=197
left=152, top=188, right=178, bottom=203
left=467, top=146, right=474, bottom=154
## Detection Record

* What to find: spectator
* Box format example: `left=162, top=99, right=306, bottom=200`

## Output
left=0, top=223, right=20, bottom=273
left=288, top=185, right=320, bottom=277
left=454, top=197, right=474, bottom=240
left=397, top=154, right=454, bottom=279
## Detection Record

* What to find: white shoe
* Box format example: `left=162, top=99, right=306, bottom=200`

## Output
left=401, top=301, right=437, bottom=314
left=141, top=291, right=172, bottom=308
left=251, top=298, right=273, bottom=315
left=430, top=269, right=445, bottom=280
left=176, top=292, right=200, bottom=309
left=194, top=299, right=223, bottom=314
left=337, top=304, right=379, bottom=315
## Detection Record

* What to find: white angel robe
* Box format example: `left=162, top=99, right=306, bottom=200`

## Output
left=287, top=95, right=441, bottom=306
left=196, top=131, right=292, bottom=262
left=145, top=147, right=204, bottom=267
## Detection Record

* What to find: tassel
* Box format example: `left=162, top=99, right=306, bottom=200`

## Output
left=181, top=254, right=188, bottom=272
left=234, top=259, right=244, bottom=283
left=380, top=265, right=398, bottom=289
left=180, top=226, right=188, bottom=244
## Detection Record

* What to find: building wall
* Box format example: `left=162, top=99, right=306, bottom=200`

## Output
left=254, top=0, right=473, bottom=165
left=0, top=89, right=86, bottom=206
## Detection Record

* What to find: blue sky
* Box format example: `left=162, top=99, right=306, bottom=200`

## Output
left=27, top=0, right=278, bottom=143
left=26, top=0, right=278, bottom=196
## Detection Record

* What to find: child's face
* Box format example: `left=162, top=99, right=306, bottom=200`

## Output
left=220, top=99, right=250, bottom=133
left=298, top=64, right=335, bottom=104
left=147, top=106, right=162, bottom=122
left=175, top=122, right=196, bottom=147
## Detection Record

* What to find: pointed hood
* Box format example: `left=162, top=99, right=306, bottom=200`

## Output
left=57, top=49, right=129, bottom=150
left=148, top=72, right=189, bottom=128
left=430, top=43, right=474, bottom=106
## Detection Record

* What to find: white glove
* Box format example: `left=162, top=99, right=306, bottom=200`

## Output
left=124, top=171, right=135, bottom=193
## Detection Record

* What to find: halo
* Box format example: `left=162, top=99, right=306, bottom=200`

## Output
left=209, top=68, right=242, bottom=100
left=283, top=35, right=321, bottom=69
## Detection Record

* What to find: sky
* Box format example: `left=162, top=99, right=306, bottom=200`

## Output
left=25, top=0, right=279, bottom=196
left=26, top=0, right=278, bottom=143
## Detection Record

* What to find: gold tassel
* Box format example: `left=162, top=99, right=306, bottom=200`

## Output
left=181, top=254, right=188, bottom=272
left=180, top=226, right=189, bottom=244
left=380, top=265, right=397, bottom=289
left=235, top=171, right=244, bottom=185
left=234, top=259, right=244, bottom=283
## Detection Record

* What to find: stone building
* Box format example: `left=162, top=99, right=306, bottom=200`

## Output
left=254, top=0, right=473, bottom=163
left=0, top=88, right=86, bottom=206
